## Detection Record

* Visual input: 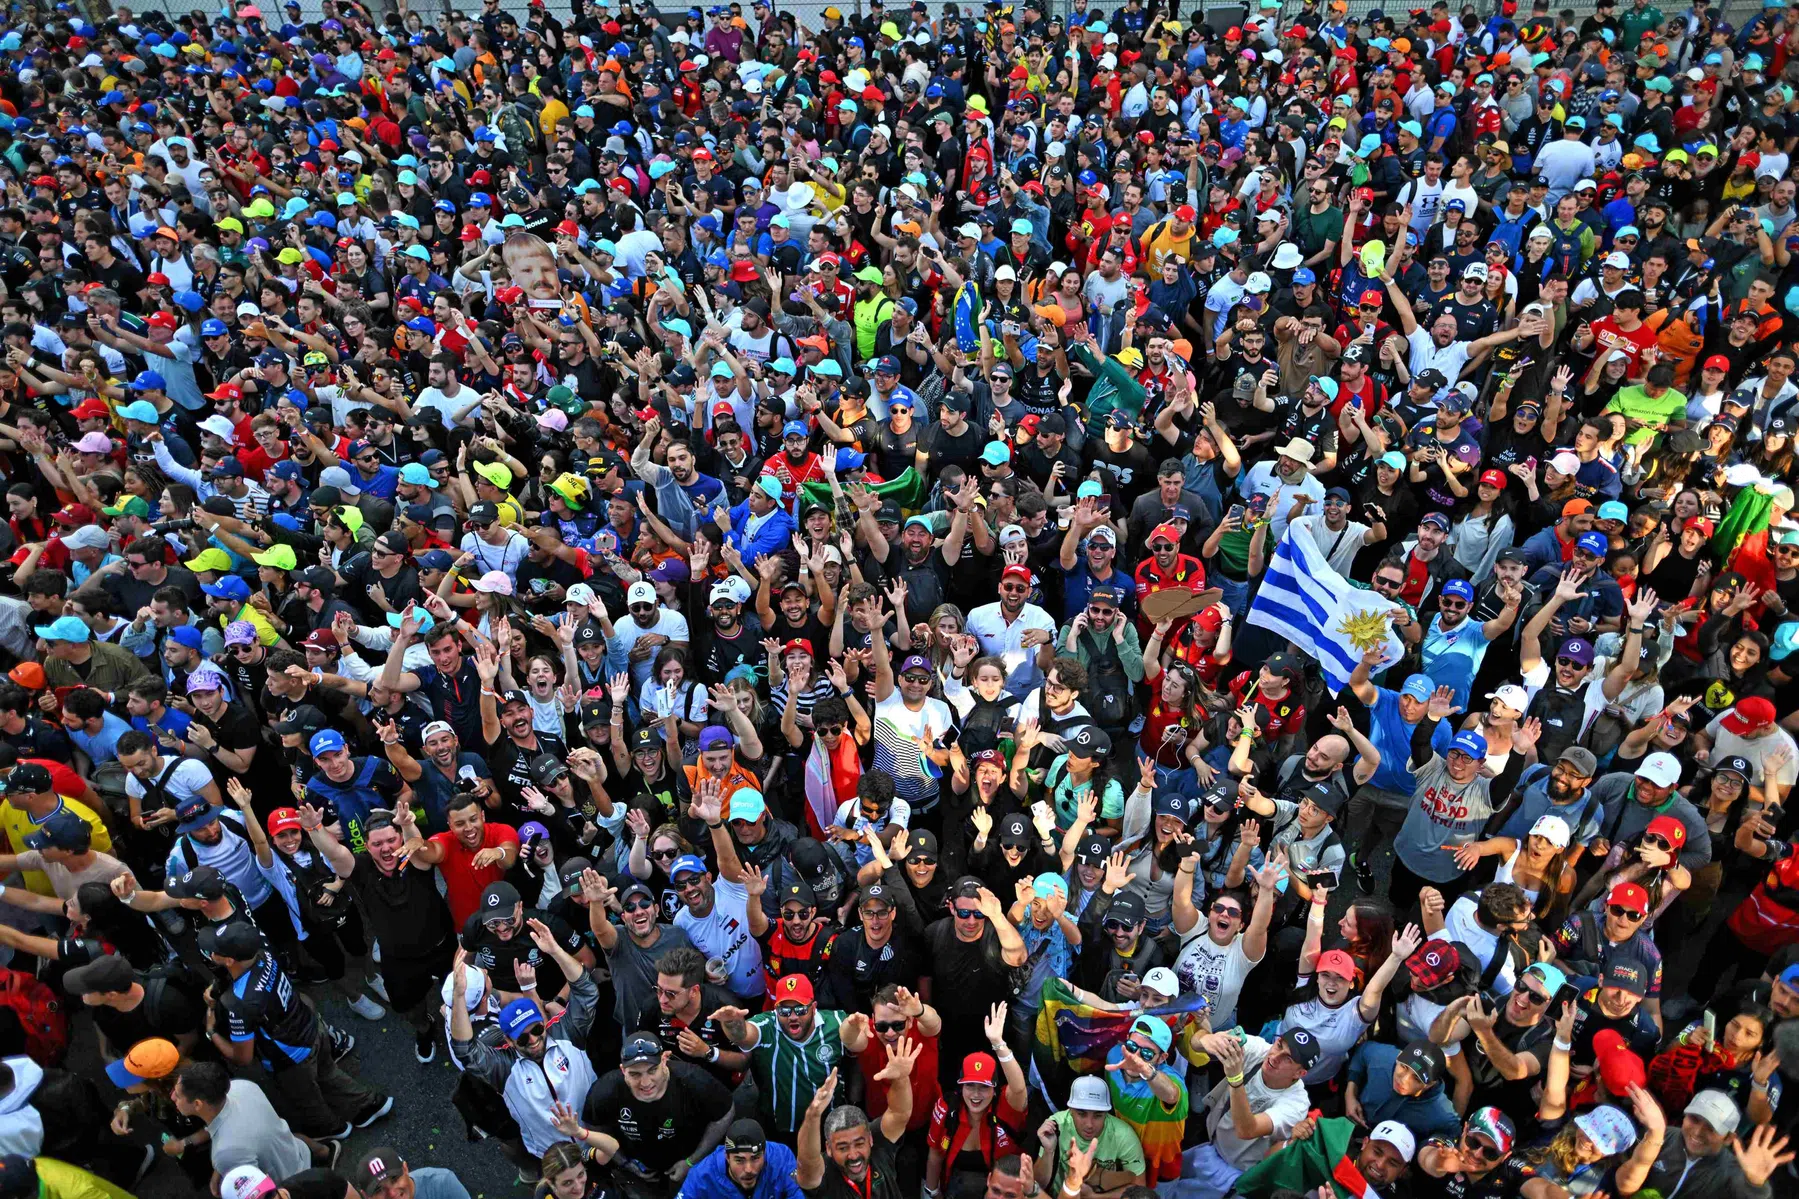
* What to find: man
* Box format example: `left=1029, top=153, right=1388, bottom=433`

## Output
left=674, top=781, right=765, bottom=999
left=460, top=879, right=590, bottom=998
left=451, top=921, right=600, bottom=1160
left=1428, top=961, right=1566, bottom=1114
left=1630, top=1090, right=1789, bottom=1199
left=61, top=952, right=206, bottom=1059
left=964, top=565, right=1058, bottom=697
left=1231, top=1117, right=1415, bottom=1199
left=680, top=1118, right=805, bottom=1199
left=299, top=804, right=456, bottom=1063
left=714, top=974, right=867, bottom=1139
left=0, top=761, right=115, bottom=897
left=1033, top=1075, right=1146, bottom=1197
left=399, top=790, right=518, bottom=929
left=1185, top=1028, right=1321, bottom=1199
left=1551, top=884, right=1668, bottom=1030
left=170, top=1061, right=310, bottom=1195
left=580, top=1030, right=737, bottom=1192
left=635, top=944, right=747, bottom=1086
left=1101, top=1014, right=1189, bottom=1186
left=351, top=1146, right=473, bottom=1199
left=199, top=921, right=392, bottom=1141
left=1343, top=1039, right=1458, bottom=1141
left=823, top=883, right=922, bottom=1014
left=794, top=1035, right=922, bottom=1198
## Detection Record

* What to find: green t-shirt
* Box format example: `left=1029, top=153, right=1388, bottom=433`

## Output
left=1047, top=1110, right=1148, bottom=1192
left=1607, top=384, right=1688, bottom=446
left=747, top=1009, right=846, bottom=1133
left=1291, top=204, right=1346, bottom=261
left=1047, top=757, right=1126, bottom=827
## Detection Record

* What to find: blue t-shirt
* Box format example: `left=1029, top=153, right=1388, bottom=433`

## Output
left=1420, top=615, right=1495, bottom=710
left=1365, top=687, right=1423, bottom=795
left=351, top=463, right=402, bottom=500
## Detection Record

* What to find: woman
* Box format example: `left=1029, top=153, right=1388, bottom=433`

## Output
left=1282, top=898, right=1421, bottom=1094
left=925, top=604, right=968, bottom=678
left=1571, top=814, right=1692, bottom=926
left=945, top=746, right=1022, bottom=875
left=535, top=1129, right=608, bottom=1199
left=1514, top=1101, right=1661, bottom=1199
left=1751, top=417, right=1797, bottom=479
left=1449, top=469, right=1516, bottom=584
left=1334, top=896, right=1397, bottom=983
left=1137, top=656, right=1203, bottom=791
left=1649, top=1003, right=1780, bottom=1119
left=1128, top=785, right=1204, bottom=936
left=625, top=815, right=701, bottom=919
left=1447, top=814, right=1574, bottom=924
left=924, top=1003, right=1030, bottom=1199
left=522, top=652, right=574, bottom=739
left=638, top=645, right=707, bottom=753
left=1016, top=721, right=1135, bottom=837
left=1167, top=855, right=1283, bottom=1029
left=768, top=637, right=838, bottom=740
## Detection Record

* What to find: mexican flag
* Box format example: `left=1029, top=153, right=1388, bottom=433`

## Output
left=798, top=467, right=931, bottom=514
left=1232, top=1117, right=1383, bottom=1199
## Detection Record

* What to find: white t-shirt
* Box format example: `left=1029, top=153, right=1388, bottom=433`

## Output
left=965, top=602, right=1058, bottom=696
left=415, top=384, right=480, bottom=430
left=615, top=609, right=692, bottom=686
left=674, top=875, right=764, bottom=1000
left=1437, top=896, right=1517, bottom=995
left=1407, top=326, right=1474, bottom=382
left=873, top=692, right=954, bottom=808
left=1282, top=989, right=1372, bottom=1083
left=1202, top=1035, right=1310, bottom=1169
left=124, top=755, right=215, bottom=811
left=1172, top=930, right=1257, bottom=1030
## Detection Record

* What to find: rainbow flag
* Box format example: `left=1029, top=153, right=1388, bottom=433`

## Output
left=1030, top=978, right=1210, bottom=1077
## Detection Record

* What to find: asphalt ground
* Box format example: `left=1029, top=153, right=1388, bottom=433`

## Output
left=76, top=987, right=532, bottom=1199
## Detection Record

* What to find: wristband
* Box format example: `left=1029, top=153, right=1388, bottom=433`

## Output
left=997, top=1050, right=1015, bottom=1062
left=1552, top=1039, right=1573, bottom=1053
left=1225, top=1073, right=1246, bottom=1087
left=707, top=822, right=723, bottom=830
left=708, top=1044, right=721, bottom=1063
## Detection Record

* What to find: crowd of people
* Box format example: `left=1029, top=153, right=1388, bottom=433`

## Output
left=2, top=0, right=1799, bottom=1198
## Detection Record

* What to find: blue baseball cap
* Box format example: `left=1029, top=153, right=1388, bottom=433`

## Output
left=1576, top=531, right=1609, bottom=556
left=1442, top=578, right=1475, bottom=603
left=1451, top=731, right=1489, bottom=759
left=418, top=549, right=454, bottom=571
left=309, top=729, right=347, bottom=757
left=669, top=854, right=709, bottom=881
left=202, top=575, right=252, bottom=601
left=782, top=420, right=809, bottom=439
left=167, top=626, right=204, bottom=650
left=1293, top=268, right=1316, bottom=286
left=499, top=997, right=545, bottom=1040
left=200, top=319, right=228, bottom=337
left=131, top=370, right=166, bottom=392
left=1401, top=674, right=1435, bottom=702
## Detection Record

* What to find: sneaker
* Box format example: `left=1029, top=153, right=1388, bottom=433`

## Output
left=349, top=994, right=386, bottom=1021
left=330, top=1028, right=356, bottom=1061
left=367, top=975, right=390, bottom=1003
left=518, top=1170, right=538, bottom=1187
left=327, top=1123, right=354, bottom=1142
left=415, top=1033, right=437, bottom=1064
left=133, top=1142, right=157, bottom=1186
left=325, top=1138, right=345, bottom=1170
left=1349, top=851, right=1375, bottom=891
left=355, top=1096, right=395, bottom=1129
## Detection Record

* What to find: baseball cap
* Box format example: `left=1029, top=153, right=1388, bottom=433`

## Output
left=1635, top=752, right=1682, bottom=788
left=1685, top=1089, right=1741, bottom=1135
left=106, top=1036, right=182, bottom=1090
left=1067, top=1075, right=1111, bottom=1111
left=353, top=1150, right=409, bottom=1196
left=1370, top=1120, right=1417, bottom=1163
left=478, top=881, right=522, bottom=922
left=64, top=954, right=136, bottom=999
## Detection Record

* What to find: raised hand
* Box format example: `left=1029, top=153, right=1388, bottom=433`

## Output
left=1626, top=587, right=1660, bottom=627
left=742, top=864, right=768, bottom=897
left=1425, top=686, right=1462, bottom=723
left=1391, top=922, right=1424, bottom=961
left=550, top=1099, right=584, bottom=1140
left=1732, top=1124, right=1795, bottom=1189
left=1103, top=849, right=1136, bottom=893
left=984, top=1002, right=1009, bottom=1047
left=874, top=1037, right=921, bottom=1081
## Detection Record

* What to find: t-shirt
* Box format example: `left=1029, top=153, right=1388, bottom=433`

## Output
left=1201, top=1035, right=1309, bottom=1170
left=458, top=907, right=584, bottom=992
left=746, top=1008, right=847, bottom=1133
left=1172, top=930, right=1256, bottom=1029
left=1281, top=990, right=1372, bottom=1083
left=346, top=853, right=455, bottom=959
left=221, top=951, right=318, bottom=1066
left=582, top=1059, right=734, bottom=1172
left=429, top=823, right=520, bottom=929
left=675, top=876, right=764, bottom=999
left=0, top=797, right=114, bottom=896
left=1606, top=384, right=1688, bottom=446
left=1392, top=751, right=1501, bottom=882
left=1105, top=1040, right=1188, bottom=1182
left=1045, top=1110, right=1147, bottom=1194
left=207, top=1079, right=311, bottom=1181
left=10, top=848, right=129, bottom=902
left=1421, top=615, right=1495, bottom=710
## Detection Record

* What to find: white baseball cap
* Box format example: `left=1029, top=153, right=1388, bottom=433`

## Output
left=221, top=1167, right=277, bottom=1199
left=1487, top=684, right=1530, bottom=714
left=1068, top=1075, right=1112, bottom=1111
left=1142, top=966, right=1180, bottom=997
left=1528, top=814, right=1572, bottom=849
left=1370, top=1120, right=1417, bottom=1163
left=627, top=580, right=658, bottom=606
left=1604, top=251, right=1632, bottom=269
left=1637, top=752, right=1682, bottom=788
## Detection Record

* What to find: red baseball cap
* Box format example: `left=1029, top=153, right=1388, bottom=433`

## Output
left=459, top=224, right=482, bottom=242
left=1703, top=354, right=1731, bottom=371
left=782, top=638, right=815, bottom=658
left=771, top=974, right=814, bottom=1005
left=468, top=169, right=492, bottom=186
left=1723, top=696, right=1777, bottom=735
left=52, top=503, right=96, bottom=526
left=692, top=148, right=714, bottom=162
left=1607, top=881, right=1649, bottom=915
left=959, top=1052, right=999, bottom=1085
left=1593, top=1029, right=1647, bottom=1093
left=1645, top=814, right=1687, bottom=850
left=556, top=220, right=580, bottom=237
left=267, top=808, right=304, bottom=835
left=146, top=312, right=179, bottom=330
left=1361, top=289, right=1385, bottom=306
left=206, top=383, right=244, bottom=402
left=1480, top=469, right=1508, bottom=488
left=1686, top=516, right=1715, bottom=536
left=1000, top=564, right=1033, bottom=585
left=1174, top=204, right=1197, bottom=222
left=71, top=399, right=110, bottom=420
left=1315, top=949, right=1358, bottom=980
left=1149, top=522, right=1182, bottom=546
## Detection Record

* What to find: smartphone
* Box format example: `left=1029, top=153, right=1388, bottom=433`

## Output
left=1523, top=456, right=1538, bottom=473
left=1703, top=1009, right=1716, bottom=1042
left=1305, top=869, right=1339, bottom=890
left=1227, top=503, right=1246, bottom=525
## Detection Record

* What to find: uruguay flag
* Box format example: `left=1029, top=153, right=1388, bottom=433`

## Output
left=1245, top=527, right=1406, bottom=695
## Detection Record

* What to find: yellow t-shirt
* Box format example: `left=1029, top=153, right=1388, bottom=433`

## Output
left=0, top=797, right=113, bottom=896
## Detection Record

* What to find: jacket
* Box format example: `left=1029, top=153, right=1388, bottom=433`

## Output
left=1346, top=1041, right=1460, bottom=1142
left=456, top=968, right=601, bottom=1155
left=677, top=1140, right=804, bottom=1199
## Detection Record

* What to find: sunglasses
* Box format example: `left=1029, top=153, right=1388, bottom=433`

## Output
left=1438, top=598, right=1468, bottom=609
left=1211, top=903, right=1243, bottom=919
left=774, top=1002, right=810, bottom=1017
left=1121, top=1040, right=1156, bottom=1058
left=623, top=898, right=656, bottom=913
left=872, top=1018, right=908, bottom=1034
left=907, top=855, right=938, bottom=866
left=1150, top=542, right=1176, bottom=552
left=1516, top=985, right=1551, bottom=1006
left=1643, top=834, right=1671, bottom=850
left=515, top=1025, right=546, bottom=1044
left=1463, top=1135, right=1504, bottom=1161
left=1555, top=657, right=1589, bottom=668
left=953, top=906, right=985, bottom=920
left=651, top=847, right=681, bottom=860
left=1607, top=904, right=1646, bottom=921
left=1101, top=918, right=1136, bottom=933
left=815, top=723, right=845, bottom=737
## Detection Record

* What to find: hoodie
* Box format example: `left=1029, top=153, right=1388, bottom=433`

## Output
left=0, top=1056, right=43, bottom=1156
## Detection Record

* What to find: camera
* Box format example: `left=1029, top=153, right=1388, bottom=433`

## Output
left=151, top=519, right=198, bottom=535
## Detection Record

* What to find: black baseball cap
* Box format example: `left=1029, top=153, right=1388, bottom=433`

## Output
left=1, top=764, right=51, bottom=796
left=1075, top=832, right=1112, bottom=866
left=724, top=1119, right=766, bottom=1152
left=999, top=812, right=1033, bottom=847
left=167, top=865, right=227, bottom=900
left=860, top=883, right=895, bottom=911
left=620, top=1032, right=665, bottom=1065
left=479, top=881, right=522, bottom=923
left=197, top=921, right=264, bottom=961
left=62, top=954, right=135, bottom=996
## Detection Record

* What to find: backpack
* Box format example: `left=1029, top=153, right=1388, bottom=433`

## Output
left=1081, top=629, right=1135, bottom=733
left=176, top=811, right=248, bottom=873
left=0, top=970, right=67, bottom=1065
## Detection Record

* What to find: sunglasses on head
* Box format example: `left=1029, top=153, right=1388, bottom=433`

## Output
left=1607, top=904, right=1645, bottom=921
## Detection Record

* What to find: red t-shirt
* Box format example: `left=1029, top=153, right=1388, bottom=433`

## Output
left=429, top=823, right=520, bottom=929
left=857, top=1032, right=940, bottom=1132
left=1228, top=670, right=1306, bottom=739
left=1589, top=316, right=1659, bottom=377
left=927, top=1086, right=1027, bottom=1166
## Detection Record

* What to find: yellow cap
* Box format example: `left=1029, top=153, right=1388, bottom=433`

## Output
left=472, top=460, right=514, bottom=490
left=879, top=20, right=901, bottom=39
left=823, top=5, right=842, bottom=16
left=184, top=548, right=233, bottom=573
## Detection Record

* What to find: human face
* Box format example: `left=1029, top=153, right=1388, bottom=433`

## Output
left=1506, top=972, right=1555, bottom=1022
left=1360, top=1140, right=1408, bottom=1187
left=826, top=1125, right=873, bottom=1180
left=548, top=1166, right=589, bottom=1199
left=1208, top=897, right=1243, bottom=942
left=623, top=1055, right=668, bottom=1099
left=365, top=823, right=406, bottom=873
left=448, top=802, right=486, bottom=849
left=725, top=1146, right=767, bottom=1191
left=1681, top=1113, right=1730, bottom=1159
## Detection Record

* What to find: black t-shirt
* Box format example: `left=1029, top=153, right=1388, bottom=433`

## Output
left=219, top=951, right=318, bottom=1066
left=802, top=1123, right=905, bottom=1199
left=458, top=906, right=584, bottom=991
left=582, top=1059, right=734, bottom=1172
left=90, top=966, right=207, bottom=1054
left=346, top=853, right=455, bottom=958
left=487, top=731, right=571, bottom=820
left=916, top=420, right=985, bottom=477
left=629, top=982, right=742, bottom=1086
left=824, top=925, right=923, bottom=1014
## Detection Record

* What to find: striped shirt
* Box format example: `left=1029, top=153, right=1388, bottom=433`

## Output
left=747, top=1008, right=846, bottom=1133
